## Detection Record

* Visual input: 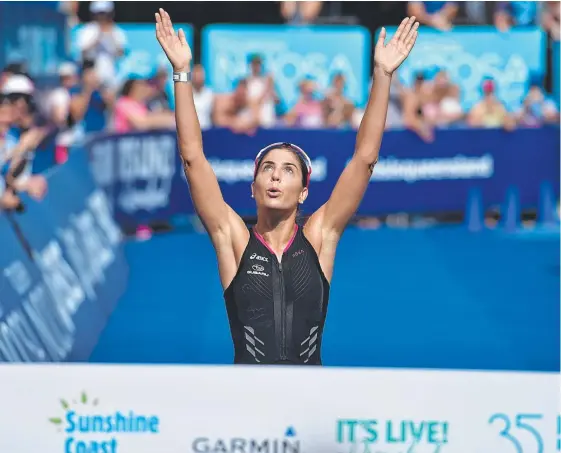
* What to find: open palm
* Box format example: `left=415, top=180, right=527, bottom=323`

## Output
left=155, top=8, right=192, bottom=72
left=375, top=16, right=419, bottom=75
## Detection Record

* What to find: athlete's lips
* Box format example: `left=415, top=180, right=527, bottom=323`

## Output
left=266, top=188, right=282, bottom=198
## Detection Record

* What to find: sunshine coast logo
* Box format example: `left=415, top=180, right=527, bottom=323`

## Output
left=48, top=391, right=160, bottom=452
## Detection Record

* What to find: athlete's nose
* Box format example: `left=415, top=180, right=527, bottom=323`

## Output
left=271, top=167, right=282, bottom=182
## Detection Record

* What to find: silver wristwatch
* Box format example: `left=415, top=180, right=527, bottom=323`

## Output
left=173, top=71, right=191, bottom=83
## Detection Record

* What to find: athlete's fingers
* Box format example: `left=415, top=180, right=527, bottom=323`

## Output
left=404, top=22, right=419, bottom=50
left=392, top=17, right=409, bottom=43
left=159, top=8, right=171, bottom=36
left=376, top=27, right=387, bottom=49
left=399, top=16, right=415, bottom=44
left=178, top=28, right=188, bottom=46
left=163, top=9, right=174, bottom=36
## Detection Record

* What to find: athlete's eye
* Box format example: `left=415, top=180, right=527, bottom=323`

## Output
left=284, top=166, right=294, bottom=174
left=262, top=164, right=273, bottom=172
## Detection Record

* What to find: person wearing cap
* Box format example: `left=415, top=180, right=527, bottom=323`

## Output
left=467, top=77, right=515, bottom=129
left=77, top=1, right=126, bottom=89
left=156, top=10, right=419, bottom=365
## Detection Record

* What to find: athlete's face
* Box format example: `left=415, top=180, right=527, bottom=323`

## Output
left=252, top=148, right=308, bottom=212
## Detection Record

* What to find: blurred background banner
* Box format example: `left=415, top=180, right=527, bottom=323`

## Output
left=87, top=126, right=559, bottom=225
left=88, top=130, right=180, bottom=229
left=202, top=24, right=371, bottom=108
left=0, top=2, right=67, bottom=85
left=554, top=39, right=560, bottom=103
left=391, top=26, right=546, bottom=111
left=0, top=152, right=127, bottom=361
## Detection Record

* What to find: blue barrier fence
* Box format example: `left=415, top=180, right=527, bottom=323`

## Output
left=86, top=126, right=560, bottom=229
left=0, top=151, right=128, bottom=362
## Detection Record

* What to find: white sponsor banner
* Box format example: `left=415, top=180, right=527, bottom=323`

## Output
left=0, top=365, right=557, bottom=453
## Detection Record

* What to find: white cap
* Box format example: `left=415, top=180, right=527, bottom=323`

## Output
left=90, top=1, right=114, bottom=14
left=58, top=62, right=77, bottom=77
left=1, top=75, right=34, bottom=95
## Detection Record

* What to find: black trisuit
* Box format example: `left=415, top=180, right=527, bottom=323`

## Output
left=224, top=225, right=330, bottom=365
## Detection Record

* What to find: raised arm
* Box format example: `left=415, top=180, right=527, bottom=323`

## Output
left=308, top=17, right=419, bottom=242
left=155, top=9, right=246, bottom=246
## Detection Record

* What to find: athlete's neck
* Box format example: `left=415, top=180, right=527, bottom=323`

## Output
left=254, top=211, right=297, bottom=255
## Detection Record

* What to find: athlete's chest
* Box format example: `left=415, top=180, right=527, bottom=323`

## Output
left=233, top=239, right=325, bottom=313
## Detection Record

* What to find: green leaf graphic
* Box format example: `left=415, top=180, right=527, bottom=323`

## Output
left=60, top=399, right=69, bottom=410
left=81, top=392, right=87, bottom=404
left=49, top=417, right=62, bottom=425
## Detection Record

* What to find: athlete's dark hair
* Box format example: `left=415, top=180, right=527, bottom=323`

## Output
left=254, top=143, right=308, bottom=188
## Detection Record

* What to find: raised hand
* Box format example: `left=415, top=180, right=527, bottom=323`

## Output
left=155, top=8, right=192, bottom=72
left=375, top=16, right=419, bottom=76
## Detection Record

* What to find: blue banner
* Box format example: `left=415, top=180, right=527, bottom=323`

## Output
left=86, top=127, right=560, bottom=227
left=553, top=40, right=560, bottom=106
left=70, top=23, right=193, bottom=108
left=0, top=150, right=128, bottom=362
left=0, top=2, right=67, bottom=85
left=202, top=24, right=371, bottom=109
left=384, top=26, right=546, bottom=112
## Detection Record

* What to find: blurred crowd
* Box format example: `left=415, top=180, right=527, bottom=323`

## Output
left=0, top=0, right=559, bottom=212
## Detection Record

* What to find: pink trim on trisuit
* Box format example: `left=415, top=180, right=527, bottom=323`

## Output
left=254, top=224, right=299, bottom=256
left=283, top=224, right=298, bottom=252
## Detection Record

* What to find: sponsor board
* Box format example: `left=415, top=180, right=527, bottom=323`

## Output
left=0, top=365, right=556, bottom=452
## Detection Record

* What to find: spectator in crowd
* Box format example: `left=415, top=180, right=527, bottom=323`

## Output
left=58, top=0, right=80, bottom=28
left=46, top=62, right=79, bottom=163
left=542, top=1, right=560, bottom=40
left=494, top=1, right=540, bottom=31
left=284, top=77, right=324, bottom=129
left=113, top=77, right=175, bottom=133
left=47, top=63, right=78, bottom=128
left=407, top=1, right=458, bottom=31
left=77, top=0, right=126, bottom=90
left=0, top=97, right=47, bottom=208
left=214, top=78, right=259, bottom=134
left=246, top=54, right=278, bottom=129
left=402, top=73, right=435, bottom=142
left=147, top=64, right=172, bottom=113
left=423, top=69, right=464, bottom=127
left=322, top=72, right=355, bottom=128
left=1, top=75, right=36, bottom=132
left=0, top=98, right=20, bottom=210
left=280, top=1, right=323, bottom=24
left=515, top=80, right=559, bottom=126
left=467, top=78, right=516, bottom=129
left=69, top=59, right=113, bottom=139
left=191, top=64, right=214, bottom=130
left=1, top=62, right=31, bottom=89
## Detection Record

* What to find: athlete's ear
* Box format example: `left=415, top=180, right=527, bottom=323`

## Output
left=298, top=187, right=308, bottom=204
left=251, top=182, right=255, bottom=199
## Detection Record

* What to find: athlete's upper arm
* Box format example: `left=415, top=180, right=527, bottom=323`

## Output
left=183, top=155, right=247, bottom=247
left=319, top=154, right=374, bottom=239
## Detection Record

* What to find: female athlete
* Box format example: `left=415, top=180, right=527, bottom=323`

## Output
left=155, top=9, right=419, bottom=365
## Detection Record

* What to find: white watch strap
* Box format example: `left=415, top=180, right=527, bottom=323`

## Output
left=173, top=72, right=191, bottom=83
